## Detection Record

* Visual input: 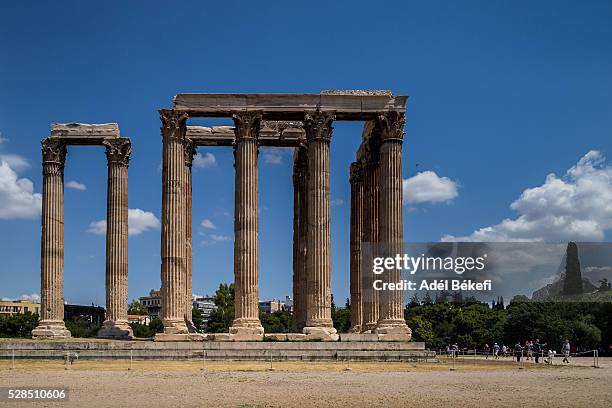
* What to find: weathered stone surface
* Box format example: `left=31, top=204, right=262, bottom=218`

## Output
left=99, top=138, right=133, bottom=340
left=186, top=125, right=304, bottom=147
left=264, top=333, right=288, bottom=341
left=50, top=123, right=120, bottom=144
left=349, top=161, right=364, bottom=333
left=159, top=110, right=189, bottom=336
left=303, top=327, right=340, bottom=342
left=302, top=111, right=336, bottom=336
left=230, top=112, right=264, bottom=337
left=33, top=139, right=70, bottom=339
left=375, top=112, right=411, bottom=335
left=154, top=333, right=206, bottom=342
left=377, top=332, right=412, bottom=342
left=173, top=93, right=406, bottom=120
left=340, top=333, right=379, bottom=342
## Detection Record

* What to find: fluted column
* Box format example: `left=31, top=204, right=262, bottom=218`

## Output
left=32, top=139, right=71, bottom=339
left=302, top=111, right=338, bottom=340
left=361, top=136, right=380, bottom=333
left=292, top=144, right=308, bottom=331
left=98, top=138, right=133, bottom=339
left=158, top=109, right=189, bottom=336
left=230, top=111, right=264, bottom=340
left=184, top=139, right=196, bottom=332
left=375, top=111, right=411, bottom=339
left=349, top=162, right=364, bottom=332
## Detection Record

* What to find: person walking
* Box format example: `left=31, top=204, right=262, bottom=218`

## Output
left=562, top=340, right=571, bottom=364
left=533, top=339, right=541, bottom=363
left=527, top=341, right=533, bottom=361
left=514, top=341, right=523, bottom=362
left=493, top=343, right=500, bottom=359
left=484, top=343, right=490, bottom=359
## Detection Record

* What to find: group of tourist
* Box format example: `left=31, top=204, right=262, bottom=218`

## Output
left=480, top=339, right=572, bottom=364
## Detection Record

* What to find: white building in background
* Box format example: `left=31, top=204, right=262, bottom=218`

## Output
left=259, top=296, right=293, bottom=313
left=192, top=295, right=216, bottom=320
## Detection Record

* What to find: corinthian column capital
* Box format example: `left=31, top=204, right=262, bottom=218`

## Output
left=184, top=139, right=197, bottom=168
left=232, top=111, right=262, bottom=141
left=303, top=111, right=335, bottom=143
left=41, top=138, right=67, bottom=166
left=160, top=109, right=189, bottom=142
left=376, top=111, right=405, bottom=143
left=103, top=138, right=132, bottom=167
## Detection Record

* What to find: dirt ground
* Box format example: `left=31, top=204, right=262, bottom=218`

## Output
left=1, top=358, right=610, bottom=408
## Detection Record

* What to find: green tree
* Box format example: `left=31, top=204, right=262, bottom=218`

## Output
left=406, top=315, right=434, bottom=344
left=192, top=308, right=204, bottom=331
left=65, top=320, right=100, bottom=338
left=0, top=312, right=39, bottom=338
left=207, top=283, right=235, bottom=333
left=128, top=299, right=147, bottom=315
left=260, top=310, right=293, bottom=333
left=332, top=307, right=351, bottom=333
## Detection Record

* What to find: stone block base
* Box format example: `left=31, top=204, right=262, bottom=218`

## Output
left=340, top=333, right=379, bottom=342
left=154, top=333, right=206, bottom=342
left=207, top=333, right=231, bottom=341
left=229, top=326, right=264, bottom=341
left=375, top=324, right=412, bottom=342
left=303, top=326, right=339, bottom=341
left=32, top=321, right=71, bottom=339
left=264, top=333, right=308, bottom=342
left=97, top=320, right=133, bottom=340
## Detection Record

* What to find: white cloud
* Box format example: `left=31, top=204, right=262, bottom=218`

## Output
left=443, top=150, right=612, bottom=242
left=66, top=180, right=87, bottom=191
left=210, top=234, right=230, bottom=242
left=200, top=218, right=216, bottom=229
left=403, top=171, right=458, bottom=204
left=0, top=160, right=42, bottom=219
left=87, top=208, right=161, bottom=236
left=20, top=293, right=41, bottom=303
left=201, top=234, right=231, bottom=245
left=193, top=152, right=216, bottom=168
left=0, top=154, right=30, bottom=172
left=262, top=148, right=284, bottom=164
left=87, top=220, right=107, bottom=235
left=0, top=134, right=8, bottom=144
left=331, top=198, right=344, bottom=206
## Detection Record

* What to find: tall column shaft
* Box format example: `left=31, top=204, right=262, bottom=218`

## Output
left=349, top=162, right=364, bottom=332
left=361, top=155, right=380, bottom=332
left=375, top=112, right=411, bottom=338
left=99, top=138, right=133, bottom=339
left=184, top=140, right=196, bottom=332
left=33, top=139, right=70, bottom=338
left=230, top=112, right=263, bottom=339
left=292, top=145, right=308, bottom=331
left=159, top=110, right=189, bottom=335
left=303, top=111, right=337, bottom=340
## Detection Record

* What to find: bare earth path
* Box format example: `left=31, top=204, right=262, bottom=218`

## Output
left=1, top=359, right=611, bottom=408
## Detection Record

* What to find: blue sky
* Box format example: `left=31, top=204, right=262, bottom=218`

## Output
left=1, top=1, right=611, bottom=306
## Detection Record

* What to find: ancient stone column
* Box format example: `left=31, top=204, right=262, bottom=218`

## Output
left=98, top=138, right=133, bottom=339
left=349, top=161, right=364, bottom=333
left=158, top=109, right=189, bottom=337
left=292, top=144, right=308, bottom=331
left=302, top=111, right=338, bottom=341
left=375, top=112, right=411, bottom=340
left=184, top=139, right=196, bottom=332
left=229, top=111, right=264, bottom=340
left=32, top=139, right=71, bottom=339
left=360, top=135, right=381, bottom=333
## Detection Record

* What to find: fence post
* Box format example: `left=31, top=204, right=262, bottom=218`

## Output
left=128, top=350, right=133, bottom=371
left=10, top=349, right=15, bottom=370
